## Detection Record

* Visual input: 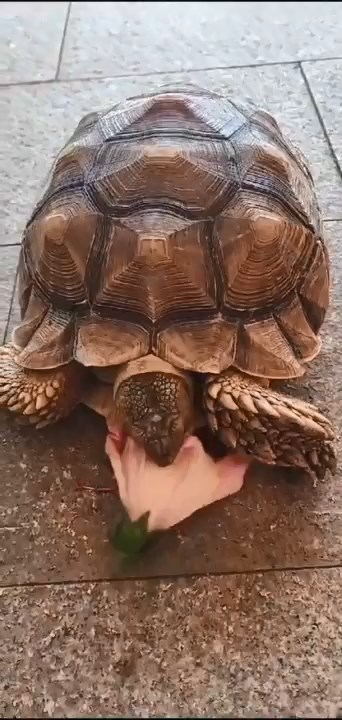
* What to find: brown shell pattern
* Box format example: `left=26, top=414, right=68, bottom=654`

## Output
left=14, top=83, right=330, bottom=378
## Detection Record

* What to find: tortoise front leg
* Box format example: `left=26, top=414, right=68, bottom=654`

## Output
left=0, top=344, right=87, bottom=428
left=204, top=369, right=337, bottom=479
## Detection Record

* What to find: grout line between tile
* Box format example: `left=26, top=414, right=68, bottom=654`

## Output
left=299, top=63, right=342, bottom=182
left=0, top=59, right=298, bottom=89
left=0, top=243, right=21, bottom=249
left=56, top=57, right=302, bottom=83
left=1, top=54, right=341, bottom=90
left=1, top=562, right=342, bottom=592
left=55, top=1, right=72, bottom=81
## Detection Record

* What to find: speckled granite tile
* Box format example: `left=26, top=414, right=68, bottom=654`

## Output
left=60, top=1, right=342, bottom=79
left=1, top=220, right=342, bottom=585
left=1, top=64, right=340, bottom=252
left=0, top=245, right=19, bottom=344
left=1, top=569, right=342, bottom=718
left=0, top=2, right=69, bottom=84
left=303, top=59, right=342, bottom=171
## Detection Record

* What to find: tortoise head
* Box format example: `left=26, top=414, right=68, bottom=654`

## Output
left=114, top=358, right=194, bottom=467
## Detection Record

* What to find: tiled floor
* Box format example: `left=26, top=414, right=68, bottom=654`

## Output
left=1, top=2, right=342, bottom=717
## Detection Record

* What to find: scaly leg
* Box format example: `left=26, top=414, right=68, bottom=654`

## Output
left=204, top=369, right=337, bottom=479
left=0, top=343, right=86, bottom=428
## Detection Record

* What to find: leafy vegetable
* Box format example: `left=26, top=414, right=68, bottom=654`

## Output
left=110, top=511, right=159, bottom=555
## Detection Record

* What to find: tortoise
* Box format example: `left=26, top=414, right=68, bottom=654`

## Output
left=0, top=83, right=336, bottom=480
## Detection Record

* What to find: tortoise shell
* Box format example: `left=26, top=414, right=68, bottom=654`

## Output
left=14, top=84, right=330, bottom=379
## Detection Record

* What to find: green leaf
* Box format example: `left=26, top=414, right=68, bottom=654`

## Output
left=110, top=511, right=155, bottom=555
